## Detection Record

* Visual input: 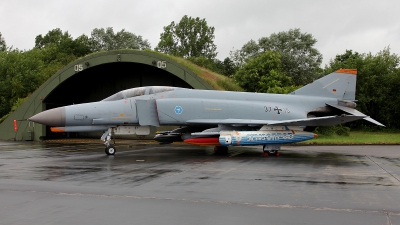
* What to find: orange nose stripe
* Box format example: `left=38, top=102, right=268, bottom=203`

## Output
left=50, top=127, right=65, bottom=133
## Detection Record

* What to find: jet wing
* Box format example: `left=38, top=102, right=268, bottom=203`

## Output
left=326, top=103, right=385, bottom=126
left=186, top=115, right=365, bottom=127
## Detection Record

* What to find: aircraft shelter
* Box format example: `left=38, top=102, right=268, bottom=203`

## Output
left=0, top=50, right=214, bottom=141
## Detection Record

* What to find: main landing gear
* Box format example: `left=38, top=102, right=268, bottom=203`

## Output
left=262, top=145, right=280, bottom=157
left=101, top=128, right=116, bottom=155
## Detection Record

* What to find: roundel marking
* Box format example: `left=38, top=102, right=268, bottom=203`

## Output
left=175, top=106, right=183, bottom=115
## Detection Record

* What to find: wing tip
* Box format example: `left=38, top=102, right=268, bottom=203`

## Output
left=363, top=117, right=385, bottom=127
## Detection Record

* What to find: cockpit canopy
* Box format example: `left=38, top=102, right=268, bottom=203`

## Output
left=102, top=86, right=177, bottom=101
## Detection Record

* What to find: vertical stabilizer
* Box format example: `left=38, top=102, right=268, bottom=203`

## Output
left=290, top=69, right=357, bottom=100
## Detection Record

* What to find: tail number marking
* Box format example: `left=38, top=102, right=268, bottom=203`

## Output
left=264, top=106, right=290, bottom=114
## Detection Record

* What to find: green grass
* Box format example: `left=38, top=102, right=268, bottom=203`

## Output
left=149, top=51, right=243, bottom=91
left=301, top=131, right=400, bottom=145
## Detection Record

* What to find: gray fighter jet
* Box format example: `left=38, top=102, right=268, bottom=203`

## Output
left=29, top=69, right=384, bottom=156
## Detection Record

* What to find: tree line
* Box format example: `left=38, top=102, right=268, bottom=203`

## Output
left=1, top=15, right=399, bottom=129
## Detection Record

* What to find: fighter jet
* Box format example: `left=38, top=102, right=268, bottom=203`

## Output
left=29, top=69, right=384, bottom=156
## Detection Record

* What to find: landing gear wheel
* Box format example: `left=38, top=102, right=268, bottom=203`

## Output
left=214, top=146, right=228, bottom=155
left=262, top=145, right=280, bottom=157
left=267, top=150, right=278, bottom=156
left=105, top=145, right=116, bottom=155
left=262, top=150, right=280, bottom=157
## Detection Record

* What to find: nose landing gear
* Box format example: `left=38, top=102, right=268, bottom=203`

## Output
left=102, top=128, right=116, bottom=155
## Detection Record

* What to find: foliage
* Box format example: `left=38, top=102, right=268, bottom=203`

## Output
left=216, top=77, right=244, bottom=92
left=35, top=28, right=91, bottom=57
left=229, top=39, right=260, bottom=67
left=222, top=57, right=238, bottom=76
left=0, top=32, right=6, bottom=51
left=0, top=27, right=151, bottom=122
left=0, top=49, right=46, bottom=117
left=335, top=125, right=351, bottom=136
left=324, top=48, right=400, bottom=129
left=230, top=28, right=322, bottom=86
left=186, top=56, right=237, bottom=76
left=187, top=56, right=222, bottom=73
left=0, top=28, right=90, bottom=120
left=89, top=27, right=151, bottom=52
left=151, top=51, right=243, bottom=91
left=155, top=15, right=217, bottom=59
left=315, top=125, right=350, bottom=136
left=315, top=126, right=336, bottom=136
left=233, top=51, right=298, bottom=93
left=258, top=28, right=323, bottom=85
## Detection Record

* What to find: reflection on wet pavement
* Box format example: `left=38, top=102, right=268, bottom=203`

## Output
left=0, top=140, right=399, bottom=224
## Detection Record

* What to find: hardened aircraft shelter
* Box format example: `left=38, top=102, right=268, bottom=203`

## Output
left=0, top=50, right=213, bottom=141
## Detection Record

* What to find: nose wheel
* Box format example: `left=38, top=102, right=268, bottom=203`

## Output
left=102, top=128, right=116, bottom=155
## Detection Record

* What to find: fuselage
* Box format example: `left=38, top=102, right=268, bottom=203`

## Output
left=30, top=87, right=338, bottom=128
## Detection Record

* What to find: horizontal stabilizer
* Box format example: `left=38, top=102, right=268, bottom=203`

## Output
left=326, top=103, right=385, bottom=126
left=186, top=115, right=365, bottom=127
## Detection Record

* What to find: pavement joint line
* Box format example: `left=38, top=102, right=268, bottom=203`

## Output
left=365, top=155, right=400, bottom=184
left=384, top=209, right=393, bottom=225
left=0, top=189, right=398, bottom=216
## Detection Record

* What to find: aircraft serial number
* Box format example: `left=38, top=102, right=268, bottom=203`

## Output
left=264, top=106, right=290, bottom=114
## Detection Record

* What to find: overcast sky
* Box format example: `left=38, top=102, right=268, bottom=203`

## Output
left=1, top=0, right=399, bottom=66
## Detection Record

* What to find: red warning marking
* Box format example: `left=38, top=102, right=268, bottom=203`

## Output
left=13, top=120, right=18, bottom=132
left=184, top=137, right=220, bottom=146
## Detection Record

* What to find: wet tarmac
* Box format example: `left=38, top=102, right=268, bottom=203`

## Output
left=0, top=140, right=399, bottom=225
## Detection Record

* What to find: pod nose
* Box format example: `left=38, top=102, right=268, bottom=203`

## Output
left=29, top=107, right=66, bottom=127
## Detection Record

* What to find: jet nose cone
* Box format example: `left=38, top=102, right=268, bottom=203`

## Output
left=29, top=107, right=66, bottom=127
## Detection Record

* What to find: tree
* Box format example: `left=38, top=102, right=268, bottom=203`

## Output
left=233, top=51, right=297, bottom=93
left=230, top=28, right=322, bottom=86
left=89, top=27, right=151, bottom=52
left=156, top=15, right=217, bottom=59
left=35, top=28, right=91, bottom=57
left=0, top=32, right=6, bottom=51
left=229, top=39, right=259, bottom=67
left=259, top=28, right=322, bottom=85
left=222, top=57, right=237, bottom=76
left=35, top=28, right=70, bottom=49
left=324, top=48, right=400, bottom=129
left=0, top=49, right=46, bottom=118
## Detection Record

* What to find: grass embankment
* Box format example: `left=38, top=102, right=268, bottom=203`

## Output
left=149, top=51, right=244, bottom=91
left=302, top=131, right=400, bottom=145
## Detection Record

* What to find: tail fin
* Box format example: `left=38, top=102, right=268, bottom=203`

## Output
left=290, top=69, right=357, bottom=100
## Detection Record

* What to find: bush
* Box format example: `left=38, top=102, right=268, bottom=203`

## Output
left=315, top=125, right=350, bottom=136
left=335, top=125, right=350, bottom=136
left=315, top=126, right=336, bottom=136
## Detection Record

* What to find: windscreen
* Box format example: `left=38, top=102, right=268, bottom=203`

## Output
left=102, top=86, right=177, bottom=101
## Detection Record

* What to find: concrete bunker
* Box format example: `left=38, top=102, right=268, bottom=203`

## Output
left=0, top=50, right=213, bottom=141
